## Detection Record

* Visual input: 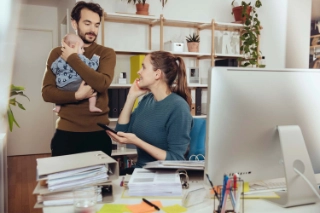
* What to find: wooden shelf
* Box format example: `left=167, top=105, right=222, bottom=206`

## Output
left=114, top=49, right=213, bottom=59
left=104, top=12, right=158, bottom=25
left=114, top=49, right=152, bottom=55
left=111, top=148, right=137, bottom=156
left=215, top=53, right=243, bottom=58
left=215, top=21, right=244, bottom=31
left=160, top=17, right=211, bottom=29
left=188, top=84, right=208, bottom=88
left=110, top=83, right=131, bottom=88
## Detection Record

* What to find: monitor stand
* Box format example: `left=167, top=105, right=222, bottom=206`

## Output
left=267, top=125, right=318, bottom=207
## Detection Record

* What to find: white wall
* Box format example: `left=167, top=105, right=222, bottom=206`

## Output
left=7, top=4, right=58, bottom=156
left=259, top=0, right=288, bottom=69
left=18, top=4, right=58, bottom=47
left=57, top=0, right=76, bottom=42
left=0, top=0, right=21, bottom=212
left=286, top=0, right=312, bottom=68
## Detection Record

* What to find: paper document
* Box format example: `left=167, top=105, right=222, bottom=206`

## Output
left=49, top=173, right=108, bottom=191
left=128, top=168, right=182, bottom=196
left=47, top=165, right=106, bottom=180
left=143, top=160, right=204, bottom=170
left=47, top=166, right=107, bottom=186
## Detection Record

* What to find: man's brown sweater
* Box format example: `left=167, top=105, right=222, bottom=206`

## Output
left=42, top=42, right=116, bottom=132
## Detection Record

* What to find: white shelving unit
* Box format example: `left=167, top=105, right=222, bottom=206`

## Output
left=110, top=83, right=131, bottom=88
left=101, top=12, right=245, bottom=67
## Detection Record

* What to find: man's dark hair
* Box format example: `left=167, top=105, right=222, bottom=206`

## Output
left=71, top=1, right=103, bottom=23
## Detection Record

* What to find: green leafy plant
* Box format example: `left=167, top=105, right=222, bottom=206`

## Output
left=186, top=33, right=200, bottom=43
left=7, top=84, right=29, bottom=132
left=125, top=0, right=168, bottom=7
left=231, top=0, right=264, bottom=67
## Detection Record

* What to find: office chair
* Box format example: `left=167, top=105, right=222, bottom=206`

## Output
left=187, top=118, right=206, bottom=160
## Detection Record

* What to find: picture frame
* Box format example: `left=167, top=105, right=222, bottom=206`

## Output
left=186, top=67, right=200, bottom=84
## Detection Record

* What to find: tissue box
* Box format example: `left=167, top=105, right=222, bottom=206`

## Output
left=164, top=41, right=184, bottom=52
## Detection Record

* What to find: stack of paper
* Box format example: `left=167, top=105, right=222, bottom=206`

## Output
left=33, top=151, right=119, bottom=207
left=143, top=160, right=205, bottom=170
left=128, top=168, right=182, bottom=196
left=45, top=165, right=109, bottom=191
left=36, top=186, right=103, bottom=206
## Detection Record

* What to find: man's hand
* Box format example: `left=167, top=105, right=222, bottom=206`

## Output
left=75, top=81, right=96, bottom=100
left=61, top=41, right=78, bottom=61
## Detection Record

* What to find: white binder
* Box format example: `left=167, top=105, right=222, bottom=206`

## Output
left=36, top=151, right=118, bottom=181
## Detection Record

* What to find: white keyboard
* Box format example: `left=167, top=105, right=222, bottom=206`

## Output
left=249, top=178, right=287, bottom=191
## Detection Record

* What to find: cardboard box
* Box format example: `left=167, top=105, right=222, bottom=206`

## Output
left=164, top=41, right=184, bottom=52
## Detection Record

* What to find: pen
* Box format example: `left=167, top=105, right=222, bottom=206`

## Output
left=120, top=176, right=125, bottom=187
left=221, top=179, right=232, bottom=213
left=233, top=173, right=238, bottom=198
left=219, top=174, right=228, bottom=210
left=206, top=173, right=220, bottom=201
left=142, top=198, right=160, bottom=211
left=234, top=180, right=242, bottom=213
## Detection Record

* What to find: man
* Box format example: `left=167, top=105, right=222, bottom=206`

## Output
left=42, top=1, right=116, bottom=157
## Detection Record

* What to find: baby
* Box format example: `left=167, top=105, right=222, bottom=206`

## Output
left=51, top=33, right=102, bottom=113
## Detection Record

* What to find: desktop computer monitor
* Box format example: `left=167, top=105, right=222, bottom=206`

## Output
left=205, top=67, right=320, bottom=207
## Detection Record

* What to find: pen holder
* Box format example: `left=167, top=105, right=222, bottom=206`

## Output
left=213, top=179, right=244, bottom=213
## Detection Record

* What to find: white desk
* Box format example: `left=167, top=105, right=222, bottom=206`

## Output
left=42, top=176, right=320, bottom=213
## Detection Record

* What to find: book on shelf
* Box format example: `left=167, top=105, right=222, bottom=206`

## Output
left=114, top=155, right=136, bottom=171
left=108, top=88, right=132, bottom=118
left=118, top=88, right=127, bottom=114
left=195, top=87, right=202, bottom=116
left=108, top=88, right=119, bottom=118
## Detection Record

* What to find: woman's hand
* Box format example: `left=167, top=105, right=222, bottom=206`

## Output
left=61, top=41, right=78, bottom=61
left=106, top=131, right=140, bottom=146
left=127, top=79, right=149, bottom=100
left=75, top=81, right=96, bottom=100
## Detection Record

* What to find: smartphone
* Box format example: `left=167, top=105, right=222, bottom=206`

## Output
left=97, top=123, right=118, bottom=134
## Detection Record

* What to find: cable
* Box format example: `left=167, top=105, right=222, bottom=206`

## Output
left=293, top=167, right=320, bottom=200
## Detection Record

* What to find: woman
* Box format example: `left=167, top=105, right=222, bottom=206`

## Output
left=107, top=51, right=193, bottom=173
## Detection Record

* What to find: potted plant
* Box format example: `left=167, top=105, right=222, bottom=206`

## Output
left=125, top=0, right=168, bottom=15
left=7, top=84, right=29, bottom=132
left=231, top=0, right=263, bottom=67
left=186, top=33, right=200, bottom=52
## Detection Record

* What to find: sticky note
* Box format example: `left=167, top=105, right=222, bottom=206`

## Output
left=97, top=204, right=129, bottom=213
left=162, top=204, right=187, bottom=213
left=127, top=201, right=162, bottom=213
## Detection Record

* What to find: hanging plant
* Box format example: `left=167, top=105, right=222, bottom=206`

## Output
left=7, top=84, right=29, bottom=132
left=231, top=0, right=264, bottom=67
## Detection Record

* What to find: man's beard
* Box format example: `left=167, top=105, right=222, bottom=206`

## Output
left=77, top=27, right=97, bottom=44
